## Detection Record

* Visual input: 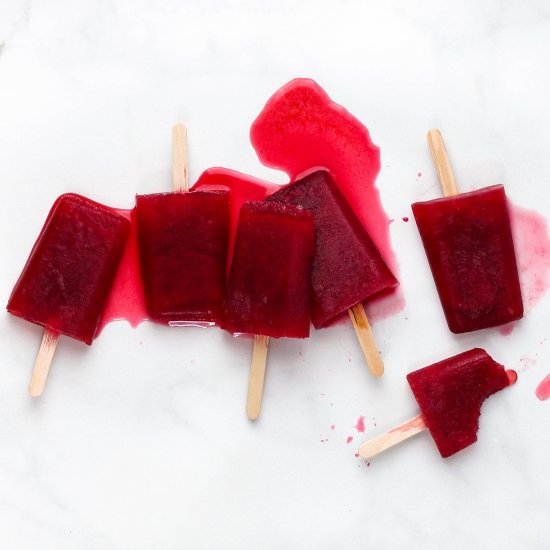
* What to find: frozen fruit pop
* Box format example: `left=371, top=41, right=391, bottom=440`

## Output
left=135, top=123, right=230, bottom=325
left=223, top=201, right=314, bottom=338
left=223, top=200, right=314, bottom=420
left=267, top=170, right=397, bottom=327
left=135, top=190, right=229, bottom=325
left=358, top=348, right=516, bottom=459
left=412, top=130, right=523, bottom=333
left=8, top=193, right=130, bottom=345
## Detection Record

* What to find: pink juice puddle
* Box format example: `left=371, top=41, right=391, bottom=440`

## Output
left=509, top=202, right=550, bottom=311
left=536, top=373, right=550, bottom=401
left=98, top=209, right=148, bottom=332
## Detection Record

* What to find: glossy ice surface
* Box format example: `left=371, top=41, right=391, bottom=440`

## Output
left=267, top=170, right=397, bottom=327
left=7, top=194, right=130, bottom=344
left=412, top=185, right=523, bottom=333
left=135, top=191, right=229, bottom=325
left=223, top=201, right=314, bottom=338
left=407, top=348, right=513, bottom=458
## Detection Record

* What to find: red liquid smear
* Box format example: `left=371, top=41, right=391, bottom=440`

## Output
left=98, top=209, right=148, bottom=333
left=346, top=436, right=354, bottom=444
left=506, top=369, right=518, bottom=386
left=388, top=414, right=427, bottom=434
left=355, top=415, right=366, bottom=433
left=536, top=373, right=550, bottom=401
left=509, top=202, right=550, bottom=310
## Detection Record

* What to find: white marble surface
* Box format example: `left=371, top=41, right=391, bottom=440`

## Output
left=1, top=1, right=550, bottom=548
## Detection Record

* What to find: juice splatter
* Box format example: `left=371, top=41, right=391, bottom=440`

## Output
left=536, top=373, right=550, bottom=401
left=509, top=202, right=550, bottom=311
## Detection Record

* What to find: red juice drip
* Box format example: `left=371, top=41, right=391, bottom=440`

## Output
left=355, top=415, right=366, bottom=433
left=536, top=373, right=550, bottom=401
left=98, top=208, right=148, bottom=333
left=509, top=202, right=550, bottom=310
left=347, top=436, right=354, bottom=444
left=506, top=369, right=518, bottom=386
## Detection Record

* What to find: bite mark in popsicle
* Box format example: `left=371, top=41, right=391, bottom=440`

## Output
left=358, top=348, right=516, bottom=459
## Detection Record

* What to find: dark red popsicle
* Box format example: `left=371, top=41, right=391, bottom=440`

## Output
left=223, top=201, right=314, bottom=338
left=7, top=194, right=130, bottom=344
left=135, top=190, right=229, bottom=325
left=412, top=185, right=523, bottom=333
left=407, top=348, right=512, bottom=458
left=267, top=170, right=397, bottom=327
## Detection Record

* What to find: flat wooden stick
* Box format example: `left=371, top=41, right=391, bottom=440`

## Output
left=348, top=303, right=384, bottom=377
left=29, top=329, right=60, bottom=397
left=172, top=123, right=189, bottom=192
left=247, top=335, right=269, bottom=420
left=358, top=413, right=427, bottom=459
left=427, top=129, right=458, bottom=197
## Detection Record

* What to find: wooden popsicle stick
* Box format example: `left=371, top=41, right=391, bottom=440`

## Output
left=29, top=329, right=60, bottom=397
left=172, top=123, right=189, bottom=193
left=358, top=413, right=427, bottom=459
left=427, top=129, right=458, bottom=197
left=348, top=303, right=384, bottom=377
left=246, top=335, right=270, bottom=420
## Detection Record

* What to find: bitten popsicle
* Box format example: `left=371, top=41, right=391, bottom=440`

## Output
left=135, top=124, right=230, bottom=325
left=223, top=201, right=314, bottom=419
left=412, top=130, right=523, bottom=333
left=7, top=194, right=130, bottom=395
left=358, top=348, right=517, bottom=459
left=267, top=170, right=397, bottom=375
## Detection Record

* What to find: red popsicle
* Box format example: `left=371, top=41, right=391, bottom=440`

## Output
left=223, top=200, right=314, bottom=420
left=135, top=190, right=229, bottom=325
left=7, top=193, right=130, bottom=395
left=412, top=130, right=523, bottom=333
left=8, top=194, right=130, bottom=343
left=223, top=201, right=314, bottom=338
left=267, top=170, right=397, bottom=328
left=358, top=348, right=516, bottom=459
